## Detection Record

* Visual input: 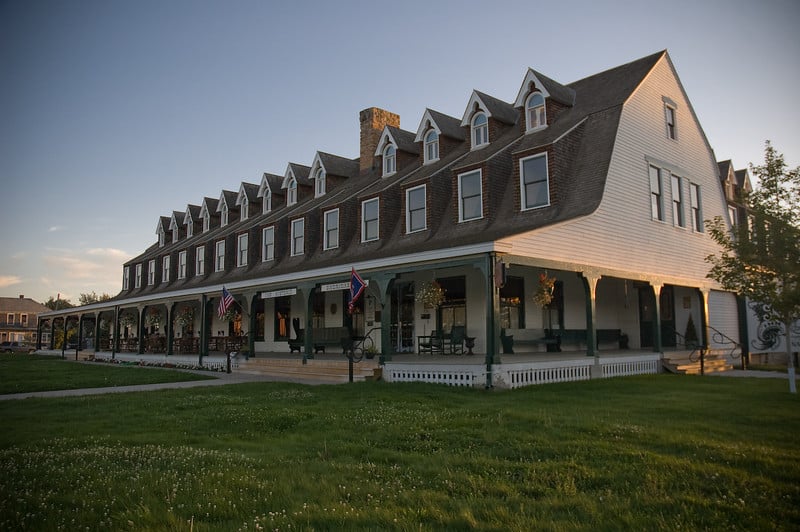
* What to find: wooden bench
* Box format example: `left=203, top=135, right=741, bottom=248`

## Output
left=501, top=328, right=561, bottom=353
left=311, top=327, right=350, bottom=354
left=287, top=330, right=304, bottom=353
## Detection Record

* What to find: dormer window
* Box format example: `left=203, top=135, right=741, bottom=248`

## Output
left=525, top=92, right=546, bottom=131
left=172, top=227, right=178, bottom=242
left=287, top=178, right=297, bottom=206
left=220, top=204, right=229, bottom=227
left=202, top=213, right=210, bottom=233
left=314, top=167, right=326, bottom=197
left=383, top=144, right=396, bottom=176
left=158, top=231, right=165, bottom=247
left=241, top=201, right=249, bottom=221
left=424, top=129, right=439, bottom=164
left=263, top=190, right=272, bottom=214
left=472, top=112, right=488, bottom=148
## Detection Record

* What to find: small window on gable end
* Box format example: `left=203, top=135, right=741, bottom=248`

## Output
left=520, top=153, right=549, bottom=210
left=424, top=130, right=439, bottom=164
left=526, top=92, right=546, bottom=132
left=472, top=113, right=488, bottom=148
left=383, top=145, right=396, bottom=176
left=665, top=104, right=677, bottom=140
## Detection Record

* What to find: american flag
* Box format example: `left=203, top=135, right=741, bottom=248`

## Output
left=218, top=286, right=235, bottom=318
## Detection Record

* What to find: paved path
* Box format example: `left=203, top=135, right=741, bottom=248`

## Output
left=0, top=367, right=333, bottom=401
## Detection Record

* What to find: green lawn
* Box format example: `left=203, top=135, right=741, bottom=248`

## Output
left=0, top=354, right=214, bottom=394
left=1, top=367, right=798, bottom=531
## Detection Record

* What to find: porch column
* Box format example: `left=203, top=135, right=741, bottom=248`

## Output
left=698, top=288, right=711, bottom=374
left=112, top=306, right=119, bottom=359
left=580, top=272, right=601, bottom=359
left=36, top=318, right=43, bottom=350
left=651, top=283, right=663, bottom=353
left=296, top=283, right=316, bottom=362
left=370, top=273, right=394, bottom=364
left=94, top=312, right=101, bottom=353
left=199, top=294, right=208, bottom=364
left=166, top=302, right=175, bottom=356
left=482, top=254, right=501, bottom=387
left=61, top=316, right=68, bottom=358
left=247, top=292, right=257, bottom=359
left=76, top=315, right=84, bottom=360
left=736, top=294, right=749, bottom=369
left=138, top=306, right=146, bottom=354
left=49, top=318, right=55, bottom=350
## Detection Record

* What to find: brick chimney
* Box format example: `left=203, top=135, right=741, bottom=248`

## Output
left=359, top=107, right=400, bottom=175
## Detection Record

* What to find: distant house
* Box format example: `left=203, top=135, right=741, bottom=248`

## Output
left=39, top=50, right=743, bottom=385
left=1, top=295, right=49, bottom=345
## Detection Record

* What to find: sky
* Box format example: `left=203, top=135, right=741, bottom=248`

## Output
left=1, top=0, right=798, bottom=305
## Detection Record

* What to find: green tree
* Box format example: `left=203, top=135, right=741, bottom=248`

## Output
left=45, top=296, right=74, bottom=311
left=706, top=141, right=800, bottom=393
left=79, top=292, right=112, bottom=305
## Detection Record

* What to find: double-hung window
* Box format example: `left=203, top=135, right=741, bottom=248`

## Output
left=291, top=218, right=304, bottom=256
left=690, top=183, right=702, bottom=232
left=526, top=92, right=546, bottom=131
left=220, top=204, right=229, bottom=227
left=324, top=209, right=339, bottom=250
left=520, top=153, right=549, bottom=210
left=383, top=145, right=396, bottom=176
left=406, top=185, right=426, bottom=233
left=237, top=233, right=248, bottom=267
left=671, top=175, right=684, bottom=227
left=241, top=201, right=249, bottom=221
left=665, top=105, right=677, bottom=140
left=148, top=259, right=156, bottom=285
left=162, top=256, right=170, bottom=283
left=362, top=198, right=379, bottom=242
left=196, top=245, right=205, bottom=275
left=650, top=165, right=664, bottom=221
left=186, top=219, right=194, bottom=238
left=203, top=214, right=210, bottom=232
left=424, top=130, right=439, bottom=164
left=123, top=266, right=130, bottom=290
left=215, top=240, right=225, bottom=272
left=287, top=179, right=298, bottom=206
left=262, top=226, right=275, bottom=261
left=458, top=170, right=483, bottom=222
left=472, top=113, right=488, bottom=148
left=135, top=264, right=142, bottom=288
left=178, top=250, right=187, bottom=279
left=314, top=168, right=326, bottom=197
left=263, top=190, right=271, bottom=214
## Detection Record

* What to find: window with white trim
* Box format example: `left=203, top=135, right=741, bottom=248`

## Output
left=520, top=153, right=550, bottom=210
left=221, top=204, right=229, bottom=227
left=458, top=170, right=483, bottom=221
left=172, top=226, right=178, bottom=243
left=215, top=240, right=225, bottom=272
left=525, top=92, right=546, bottom=131
left=650, top=165, right=664, bottom=221
left=6, top=313, right=13, bottom=324
left=424, top=130, right=439, bottom=164
left=314, top=167, right=326, bottom=197
left=202, top=212, right=210, bottom=232
left=324, top=209, right=339, bottom=250
left=362, top=198, right=379, bottom=242
left=262, top=226, right=275, bottom=261
left=383, top=144, right=396, bottom=176
left=178, top=250, right=187, bottom=279
left=287, top=178, right=298, bottom=206
left=237, top=233, right=248, bottom=267
left=472, top=112, right=488, bottom=147
left=241, top=201, right=249, bottom=221
left=406, top=185, right=426, bottom=233
left=21, top=314, right=27, bottom=327
left=148, top=259, right=156, bottom=285
left=263, top=190, right=272, bottom=214
left=135, top=264, right=142, bottom=288
left=728, top=205, right=738, bottom=226
left=123, top=266, right=130, bottom=290
left=665, top=104, right=677, bottom=140
left=158, top=230, right=165, bottom=247
left=195, top=245, right=205, bottom=275
left=162, top=255, right=170, bottom=283
left=187, top=219, right=194, bottom=238
left=690, top=183, right=703, bottom=232
left=291, top=218, right=304, bottom=256
left=671, top=174, right=684, bottom=227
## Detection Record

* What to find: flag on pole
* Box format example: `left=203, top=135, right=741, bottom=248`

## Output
left=218, top=286, right=235, bottom=318
left=348, top=268, right=366, bottom=314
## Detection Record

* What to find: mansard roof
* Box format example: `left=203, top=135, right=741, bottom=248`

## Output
left=414, top=108, right=466, bottom=142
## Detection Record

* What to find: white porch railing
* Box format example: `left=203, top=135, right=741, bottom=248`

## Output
left=93, top=352, right=231, bottom=372
left=383, top=363, right=483, bottom=387
left=497, top=358, right=593, bottom=388
left=600, top=355, right=661, bottom=378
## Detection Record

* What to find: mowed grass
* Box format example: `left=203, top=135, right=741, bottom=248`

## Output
left=0, top=354, right=214, bottom=394
left=0, top=365, right=798, bottom=531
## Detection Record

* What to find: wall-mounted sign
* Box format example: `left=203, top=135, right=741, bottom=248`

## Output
left=261, top=288, right=297, bottom=299
left=321, top=280, right=369, bottom=292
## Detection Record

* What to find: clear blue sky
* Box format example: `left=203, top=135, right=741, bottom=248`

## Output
left=1, top=0, right=798, bottom=305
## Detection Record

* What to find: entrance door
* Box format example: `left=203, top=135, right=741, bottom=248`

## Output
left=391, top=282, right=415, bottom=353
left=660, top=286, right=676, bottom=347
left=638, top=286, right=655, bottom=348
left=638, top=285, right=676, bottom=348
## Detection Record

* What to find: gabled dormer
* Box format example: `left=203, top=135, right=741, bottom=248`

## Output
left=156, top=216, right=171, bottom=247
left=281, top=163, right=312, bottom=207
left=460, top=91, right=517, bottom=150
left=183, top=204, right=201, bottom=238
left=237, top=182, right=259, bottom=221
left=258, top=173, right=284, bottom=214
left=200, top=197, right=219, bottom=233
left=217, top=190, right=239, bottom=227
left=374, top=126, right=418, bottom=177
left=414, top=109, right=466, bottom=165
left=309, top=152, right=359, bottom=196
left=168, top=211, right=184, bottom=243
left=514, top=68, right=576, bottom=133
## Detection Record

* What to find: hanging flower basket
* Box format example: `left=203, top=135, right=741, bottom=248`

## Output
left=119, top=312, right=136, bottom=328
left=145, top=308, right=162, bottom=329
left=175, top=306, right=195, bottom=328
left=416, top=281, right=446, bottom=309
left=533, top=272, right=556, bottom=308
left=221, top=308, right=241, bottom=323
